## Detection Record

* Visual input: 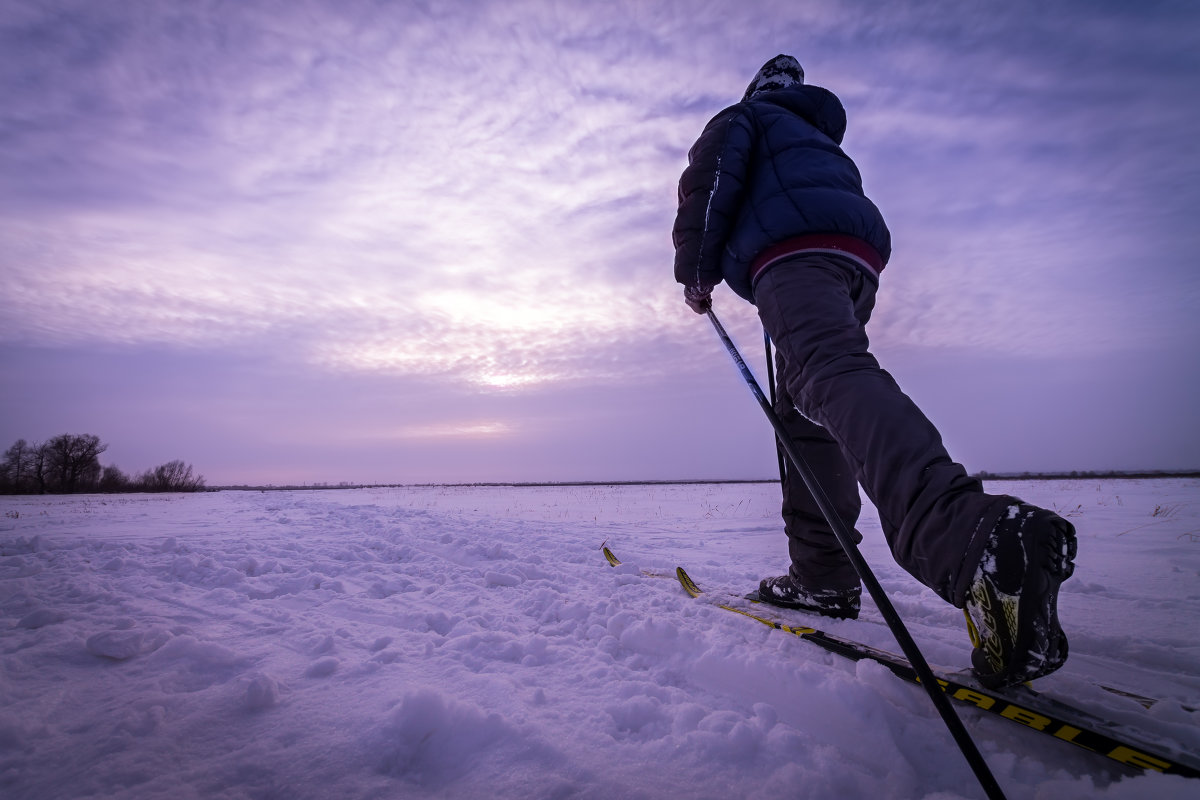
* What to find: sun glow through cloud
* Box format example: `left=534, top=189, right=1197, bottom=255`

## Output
left=389, top=421, right=514, bottom=440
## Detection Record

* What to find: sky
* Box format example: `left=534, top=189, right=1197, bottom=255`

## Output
left=2, top=0, right=1198, bottom=486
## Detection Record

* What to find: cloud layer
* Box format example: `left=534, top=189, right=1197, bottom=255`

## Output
left=2, top=0, right=1198, bottom=481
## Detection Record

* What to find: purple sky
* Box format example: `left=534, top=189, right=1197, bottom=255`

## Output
left=2, top=0, right=1198, bottom=485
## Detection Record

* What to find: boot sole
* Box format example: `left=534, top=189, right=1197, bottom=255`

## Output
left=969, top=507, right=1077, bottom=689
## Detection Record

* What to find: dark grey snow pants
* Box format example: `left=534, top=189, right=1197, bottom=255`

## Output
left=752, top=254, right=1010, bottom=607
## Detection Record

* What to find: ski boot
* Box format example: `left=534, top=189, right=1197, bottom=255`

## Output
left=756, top=574, right=861, bottom=620
left=963, top=501, right=1077, bottom=689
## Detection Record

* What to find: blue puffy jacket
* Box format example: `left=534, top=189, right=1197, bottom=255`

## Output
left=672, top=84, right=891, bottom=301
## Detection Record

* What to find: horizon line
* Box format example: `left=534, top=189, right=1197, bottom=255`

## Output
left=209, top=469, right=1200, bottom=492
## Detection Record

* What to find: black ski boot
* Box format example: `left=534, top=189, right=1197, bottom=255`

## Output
left=963, top=501, right=1077, bottom=689
left=756, top=574, right=861, bottom=620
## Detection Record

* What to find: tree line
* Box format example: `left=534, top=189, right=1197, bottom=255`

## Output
left=1, top=434, right=206, bottom=494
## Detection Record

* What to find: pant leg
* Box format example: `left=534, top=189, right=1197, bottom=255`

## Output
left=774, top=355, right=863, bottom=592
left=753, top=254, right=1005, bottom=606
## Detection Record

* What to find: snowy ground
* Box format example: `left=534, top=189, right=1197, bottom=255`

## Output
left=1, top=479, right=1197, bottom=799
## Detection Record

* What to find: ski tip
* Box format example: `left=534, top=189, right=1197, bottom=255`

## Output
left=601, top=546, right=621, bottom=567
left=675, top=566, right=703, bottom=598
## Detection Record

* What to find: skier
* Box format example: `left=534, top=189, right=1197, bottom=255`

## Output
left=672, top=55, right=1077, bottom=688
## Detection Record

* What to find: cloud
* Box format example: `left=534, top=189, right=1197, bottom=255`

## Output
left=1, top=0, right=710, bottom=391
left=1, top=0, right=1197, bottom=481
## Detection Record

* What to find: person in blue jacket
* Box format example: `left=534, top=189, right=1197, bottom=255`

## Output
left=672, top=55, right=1077, bottom=688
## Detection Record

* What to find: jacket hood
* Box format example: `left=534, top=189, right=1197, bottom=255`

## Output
left=755, top=84, right=847, bottom=145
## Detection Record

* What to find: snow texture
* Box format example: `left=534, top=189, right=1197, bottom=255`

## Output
left=1, top=480, right=1197, bottom=799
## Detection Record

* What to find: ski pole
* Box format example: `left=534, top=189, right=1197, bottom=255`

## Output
left=705, top=307, right=1007, bottom=800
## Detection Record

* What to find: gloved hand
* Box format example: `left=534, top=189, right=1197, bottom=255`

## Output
left=683, top=284, right=714, bottom=314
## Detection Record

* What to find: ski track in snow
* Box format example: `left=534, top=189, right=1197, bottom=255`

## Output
left=1, top=480, right=1197, bottom=799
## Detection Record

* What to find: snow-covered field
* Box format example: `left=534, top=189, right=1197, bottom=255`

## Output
left=1, top=479, right=1197, bottom=799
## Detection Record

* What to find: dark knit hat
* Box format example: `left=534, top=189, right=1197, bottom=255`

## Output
left=742, top=54, right=805, bottom=101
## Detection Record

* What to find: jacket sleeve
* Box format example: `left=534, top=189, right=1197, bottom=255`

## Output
left=672, top=105, right=755, bottom=289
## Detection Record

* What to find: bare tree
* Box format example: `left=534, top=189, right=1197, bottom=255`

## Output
left=139, top=460, right=206, bottom=492
left=1, top=439, right=41, bottom=494
left=2, top=440, right=26, bottom=492
left=44, top=434, right=107, bottom=493
left=30, top=442, right=49, bottom=494
left=99, top=464, right=130, bottom=493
